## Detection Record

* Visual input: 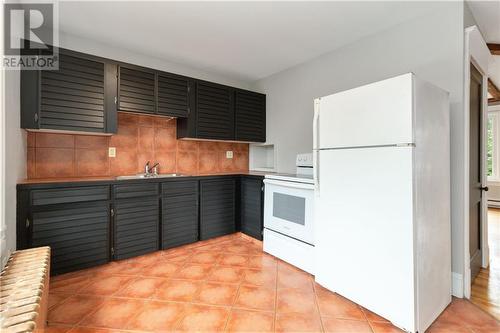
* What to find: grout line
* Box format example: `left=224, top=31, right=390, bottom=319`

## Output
left=358, top=303, right=375, bottom=333
left=273, top=258, right=278, bottom=333
left=311, top=279, right=326, bottom=333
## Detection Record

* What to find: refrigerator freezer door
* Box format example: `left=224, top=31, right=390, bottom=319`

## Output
left=318, top=73, right=414, bottom=149
left=315, top=147, right=416, bottom=332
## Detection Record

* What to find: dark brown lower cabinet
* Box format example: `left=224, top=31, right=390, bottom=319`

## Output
left=200, top=178, right=236, bottom=240
left=18, top=175, right=264, bottom=275
left=161, top=180, right=199, bottom=249
left=240, top=177, right=264, bottom=240
left=113, top=197, right=159, bottom=260
left=31, top=202, right=110, bottom=275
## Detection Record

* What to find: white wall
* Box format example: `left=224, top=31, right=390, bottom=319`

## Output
left=59, top=32, right=253, bottom=90
left=2, top=70, right=25, bottom=268
left=254, top=3, right=466, bottom=277
left=1, top=3, right=25, bottom=268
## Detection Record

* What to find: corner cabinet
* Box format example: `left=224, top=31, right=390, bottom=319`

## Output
left=195, top=82, right=234, bottom=140
left=21, top=48, right=118, bottom=134
left=177, top=84, right=266, bottom=142
left=239, top=176, right=264, bottom=240
left=235, top=90, right=266, bottom=142
left=199, top=178, right=236, bottom=240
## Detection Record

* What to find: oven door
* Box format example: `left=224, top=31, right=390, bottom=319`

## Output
left=263, top=178, right=315, bottom=245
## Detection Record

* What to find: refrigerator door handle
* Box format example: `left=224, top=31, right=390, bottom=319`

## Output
left=313, top=99, right=320, bottom=195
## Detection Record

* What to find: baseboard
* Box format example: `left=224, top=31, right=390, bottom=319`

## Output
left=452, top=272, right=464, bottom=298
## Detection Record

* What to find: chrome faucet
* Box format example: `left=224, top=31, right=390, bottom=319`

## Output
left=150, top=162, right=159, bottom=175
left=144, top=161, right=159, bottom=176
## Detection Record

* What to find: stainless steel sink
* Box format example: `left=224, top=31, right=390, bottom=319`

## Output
left=115, top=173, right=186, bottom=180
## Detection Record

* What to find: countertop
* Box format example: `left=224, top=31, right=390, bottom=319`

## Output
left=18, top=171, right=275, bottom=186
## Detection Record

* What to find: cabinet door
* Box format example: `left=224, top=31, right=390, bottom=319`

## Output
left=113, top=197, right=159, bottom=260
left=38, top=52, right=112, bottom=133
left=31, top=202, right=110, bottom=275
left=235, top=90, right=266, bottom=142
left=157, top=73, right=190, bottom=118
left=196, top=82, right=234, bottom=140
left=240, top=177, right=264, bottom=240
left=200, top=178, right=236, bottom=240
left=118, top=66, right=156, bottom=114
left=162, top=181, right=199, bottom=249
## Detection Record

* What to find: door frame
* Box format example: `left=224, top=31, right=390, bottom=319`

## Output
left=463, top=26, right=490, bottom=299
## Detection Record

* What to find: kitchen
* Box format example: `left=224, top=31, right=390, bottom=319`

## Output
left=2, top=1, right=500, bottom=333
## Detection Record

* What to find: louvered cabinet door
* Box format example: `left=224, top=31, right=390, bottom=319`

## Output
left=113, top=197, right=159, bottom=260
left=39, top=53, right=108, bottom=132
left=157, top=74, right=190, bottom=118
left=235, top=90, right=266, bottom=142
left=31, top=203, right=110, bottom=275
left=162, top=181, right=199, bottom=249
left=196, top=82, right=234, bottom=140
left=200, top=178, right=236, bottom=240
left=240, top=177, right=264, bottom=240
left=118, top=66, right=156, bottom=114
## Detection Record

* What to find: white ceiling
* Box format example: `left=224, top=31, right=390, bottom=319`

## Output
left=58, top=1, right=447, bottom=82
left=466, top=1, right=500, bottom=97
left=467, top=0, right=500, bottom=44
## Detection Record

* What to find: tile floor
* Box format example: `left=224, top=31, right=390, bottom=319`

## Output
left=47, top=234, right=499, bottom=332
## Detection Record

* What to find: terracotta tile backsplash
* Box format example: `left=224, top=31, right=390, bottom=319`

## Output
left=27, top=113, right=249, bottom=179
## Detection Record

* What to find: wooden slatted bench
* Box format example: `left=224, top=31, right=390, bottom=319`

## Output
left=0, top=247, right=50, bottom=333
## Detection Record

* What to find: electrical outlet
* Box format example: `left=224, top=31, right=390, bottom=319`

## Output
left=108, top=147, right=116, bottom=158
left=226, top=150, right=233, bottom=159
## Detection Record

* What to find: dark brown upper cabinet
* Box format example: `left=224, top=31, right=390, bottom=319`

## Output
left=117, top=66, right=192, bottom=118
left=195, top=81, right=234, bottom=140
left=21, top=48, right=118, bottom=134
left=177, top=83, right=266, bottom=143
left=157, top=73, right=191, bottom=118
left=235, top=90, right=266, bottom=142
left=21, top=46, right=265, bottom=140
left=118, top=66, right=156, bottom=114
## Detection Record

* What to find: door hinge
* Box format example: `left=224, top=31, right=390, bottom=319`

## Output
left=25, top=218, right=30, bottom=228
left=110, top=208, right=114, bottom=217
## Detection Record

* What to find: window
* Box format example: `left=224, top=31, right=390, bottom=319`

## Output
left=488, top=111, right=499, bottom=181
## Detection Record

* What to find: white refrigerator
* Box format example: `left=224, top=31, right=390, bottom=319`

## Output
left=313, top=73, right=451, bottom=333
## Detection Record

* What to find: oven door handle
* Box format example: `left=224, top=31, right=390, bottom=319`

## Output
left=263, top=179, right=315, bottom=190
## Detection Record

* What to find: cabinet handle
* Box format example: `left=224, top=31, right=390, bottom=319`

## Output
left=34, top=113, right=38, bottom=123
left=110, top=208, right=114, bottom=217
left=25, top=218, right=30, bottom=228
left=114, top=97, right=117, bottom=105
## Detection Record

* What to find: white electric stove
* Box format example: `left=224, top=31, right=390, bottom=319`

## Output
left=263, top=153, right=315, bottom=274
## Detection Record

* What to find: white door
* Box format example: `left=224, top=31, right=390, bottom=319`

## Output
left=314, top=146, right=416, bottom=332
left=317, top=73, right=414, bottom=149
